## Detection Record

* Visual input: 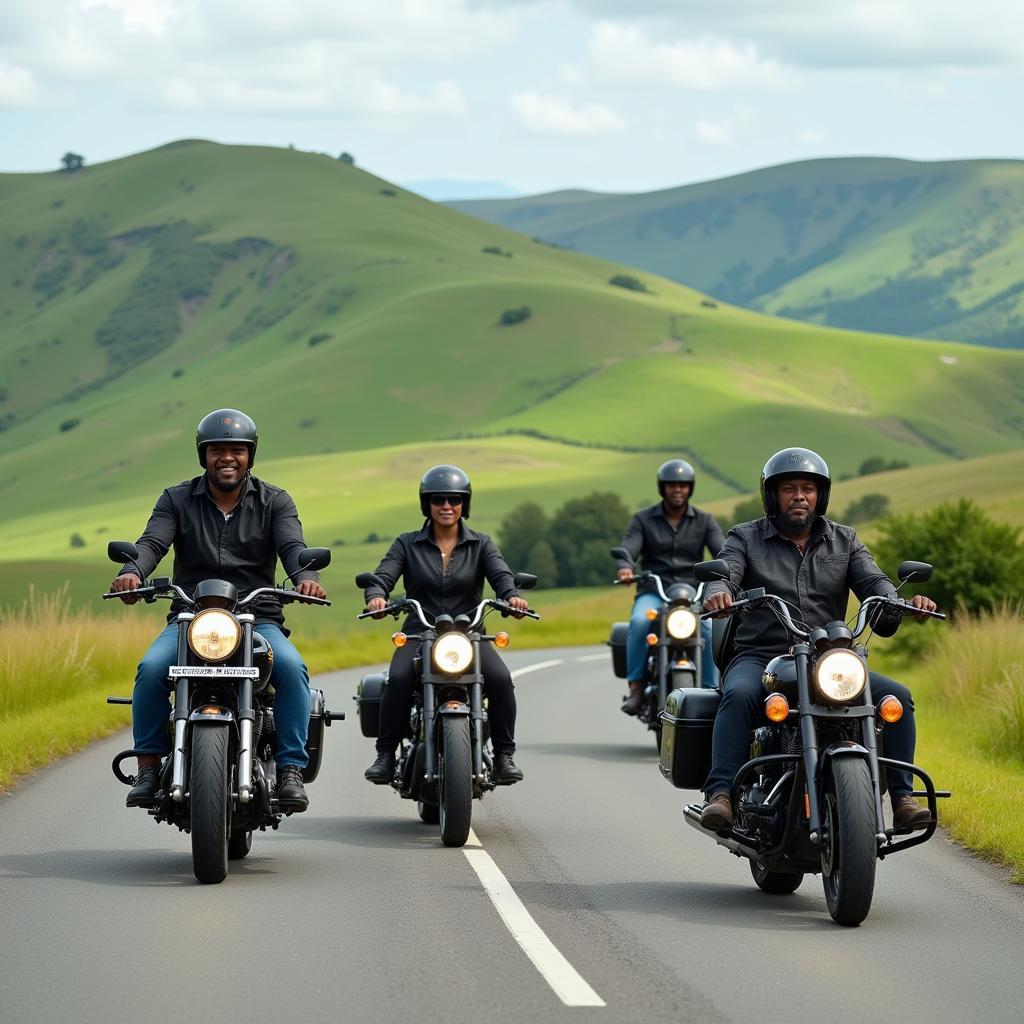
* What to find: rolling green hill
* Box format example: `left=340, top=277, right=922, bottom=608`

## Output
left=450, top=157, right=1024, bottom=347
left=1, top=141, right=1023, bottom=606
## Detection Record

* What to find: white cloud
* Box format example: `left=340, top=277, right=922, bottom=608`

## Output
left=921, top=79, right=951, bottom=100
left=694, top=107, right=752, bottom=147
left=79, top=0, right=177, bottom=37
left=511, top=92, right=624, bottom=135
left=589, top=21, right=795, bottom=90
left=797, top=129, right=827, bottom=145
left=0, top=61, right=39, bottom=106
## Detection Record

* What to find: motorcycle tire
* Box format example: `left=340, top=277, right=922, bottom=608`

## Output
left=228, top=829, right=253, bottom=860
left=820, top=757, right=877, bottom=926
left=438, top=715, right=473, bottom=848
left=750, top=859, right=803, bottom=894
left=417, top=800, right=440, bottom=824
left=191, top=725, right=231, bottom=884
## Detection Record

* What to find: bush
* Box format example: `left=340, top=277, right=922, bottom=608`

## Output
left=727, top=496, right=763, bottom=530
left=608, top=274, right=648, bottom=293
left=842, top=492, right=891, bottom=524
left=69, top=533, right=86, bottom=548
left=873, top=499, right=1024, bottom=618
left=338, top=152, right=355, bottom=165
left=308, top=332, right=332, bottom=347
left=59, top=418, right=80, bottom=433
left=499, top=306, right=531, bottom=326
left=858, top=456, right=910, bottom=476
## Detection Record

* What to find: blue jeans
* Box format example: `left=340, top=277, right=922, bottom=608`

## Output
left=704, top=651, right=916, bottom=799
left=627, top=593, right=717, bottom=688
left=131, top=621, right=311, bottom=768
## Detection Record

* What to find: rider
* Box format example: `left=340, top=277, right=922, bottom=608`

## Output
left=362, top=464, right=530, bottom=786
left=699, top=447, right=936, bottom=832
left=616, top=459, right=725, bottom=712
left=110, top=409, right=326, bottom=813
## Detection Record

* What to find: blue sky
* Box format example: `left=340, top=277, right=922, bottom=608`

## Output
left=2, top=0, right=1022, bottom=193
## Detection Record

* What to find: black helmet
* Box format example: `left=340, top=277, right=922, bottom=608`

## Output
left=657, top=459, right=696, bottom=497
left=419, top=464, right=472, bottom=519
left=760, top=447, right=831, bottom=517
left=196, top=409, right=259, bottom=468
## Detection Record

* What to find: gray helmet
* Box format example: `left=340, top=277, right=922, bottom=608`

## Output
left=419, top=464, right=472, bottom=519
left=196, top=409, right=258, bottom=468
left=657, top=459, right=696, bottom=497
left=760, top=447, right=831, bottom=517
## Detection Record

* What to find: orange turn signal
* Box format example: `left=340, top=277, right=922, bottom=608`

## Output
left=494, top=631, right=510, bottom=649
left=645, top=608, right=659, bottom=621
left=646, top=633, right=658, bottom=646
left=878, top=695, right=904, bottom=723
left=764, top=692, right=790, bottom=723
left=391, top=632, right=407, bottom=648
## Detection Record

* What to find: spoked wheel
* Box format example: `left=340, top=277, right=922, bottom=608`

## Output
left=750, top=858, right=804, bottom=894
left=228, top=829, right=253, bottom=860
left=417, top=801, right=440, bottom=824
left=190, top=725, right=231, bottom=884
left=820, top=758, right=877, bottom=926
left=438, top=716, right=473, bottom=847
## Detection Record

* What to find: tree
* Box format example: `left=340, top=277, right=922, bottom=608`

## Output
left=525, top=540, right=557, bottom=589
left=60, top=152, right=85, bottom=172
left=548, top=491, right=631, bottom=587
left=338, top=152, right=355, bottom=165
left=728, top=496, right=763, bottom=530
left=873, top=499, right=1024, bottom=618
left=497, top=502, right=550, bottom=571
left=499, top=306, right=531, bottom=325
left=842, top=492, right=890, bottom=524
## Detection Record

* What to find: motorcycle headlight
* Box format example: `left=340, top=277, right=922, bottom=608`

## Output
left=813, top=649, right=867, bottom=703
left=432, top=633, right=473, bottom=675
left=188, top=609, right=241, bottom=663
left=666, top=607, right=698, bottom=640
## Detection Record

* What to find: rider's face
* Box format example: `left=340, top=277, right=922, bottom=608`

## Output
left=662, top=482, right=691, bottom=509
left=776, top=478, right=818, bottom=531
left=429, top=495, right=463, bottom=530
left=205, top=443, right=250, bottom=492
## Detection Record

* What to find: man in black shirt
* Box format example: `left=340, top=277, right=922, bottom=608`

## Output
left=699, top=447, right=935, bottom=831
left=616, top=460, right=725, bottom=712
left=109, top=409, right=326, bottom=812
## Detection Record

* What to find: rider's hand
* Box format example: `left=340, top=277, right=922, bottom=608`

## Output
left=110, top=573, right=142, bottom=605
left=295, top=579, right=327, bottom=603
left=616, top=568, right=635, bottom=584
left=508, top=595, right=530, bottom=618
left=910, top=594, right=937, bottom=621
left=366, top=596, right=388, bottom=619
left=702, top=591, right=734, bottom=617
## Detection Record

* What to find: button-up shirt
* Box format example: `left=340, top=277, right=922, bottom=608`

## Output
left=363, top=522, right=518, bottom=622
left=704, top=516, right=898, bottom=654
left=617, top=502, right=725, bottom=591
left=120, top=474, right=319, bottom=625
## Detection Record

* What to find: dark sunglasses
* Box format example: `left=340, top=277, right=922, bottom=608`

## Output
left=429, top=493, right=464, bottom=507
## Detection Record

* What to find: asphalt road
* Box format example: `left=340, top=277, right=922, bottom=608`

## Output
left=3, top=646, right=1023, bottom=1024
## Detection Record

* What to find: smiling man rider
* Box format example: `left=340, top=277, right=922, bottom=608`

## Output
left=699, top=447, right=936, bottom=832
left=109, top=409, right=326, bottom=812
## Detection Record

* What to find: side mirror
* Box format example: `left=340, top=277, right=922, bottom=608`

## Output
left=897, top=560, right=933, bottom=583
left=694, top=559, right=731, bottom=583
left=513, top=572, right=537, bottom=591
left=355, top=571, right=386, bottom=590
left=298, top=546, right=331, bottom=572
left=107, top=540, right=140, bottom=565
left=609, top=546, right=632, bottom=563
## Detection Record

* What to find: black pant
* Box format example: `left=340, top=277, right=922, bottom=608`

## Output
left=704, top=651, right=917, bottom=799
left=376, top=642, right=517, bottom=755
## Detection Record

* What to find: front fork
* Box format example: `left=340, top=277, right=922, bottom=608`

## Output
left=169, top=613, right=194, bottom=803
left=236, top=615, right=255, bottom=803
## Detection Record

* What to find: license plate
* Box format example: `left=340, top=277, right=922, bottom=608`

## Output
left=169, top=666, right=260, bottom=678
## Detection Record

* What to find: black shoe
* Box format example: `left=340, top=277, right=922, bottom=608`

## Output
left=126, top=765, right=160, bottom=808
left=276, top=765, right=309, bottom=812
left=364, top=751, right=395, bottom=785
left=621, top=687, right=644, bottom=716
left=492, top=752, right=524, bottom=785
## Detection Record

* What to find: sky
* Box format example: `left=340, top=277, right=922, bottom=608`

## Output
left=2, top=0, right=1023, bottom=195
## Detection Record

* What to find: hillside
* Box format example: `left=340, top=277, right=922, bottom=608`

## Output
left=1, top=141, right=1023, bottom=604
left=451, top=157, right=1024, bottom=347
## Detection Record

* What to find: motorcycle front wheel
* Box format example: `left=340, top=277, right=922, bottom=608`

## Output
left=191, top=725, right=231, bottom=884
left=438, top=716, right=473, bottom=848
left=820, top=757, right=877, bottom=926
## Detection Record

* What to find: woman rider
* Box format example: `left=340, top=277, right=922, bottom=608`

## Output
left=362, top=465, right=530, bottom=785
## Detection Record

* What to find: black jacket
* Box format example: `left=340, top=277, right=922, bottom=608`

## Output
left=617, top=502, right=725, bottom=591
left=120, top=474, right=319, bottom=625
left=704, top=516, right=898, bottom=654
left=363, top=522, right=518, bottom=622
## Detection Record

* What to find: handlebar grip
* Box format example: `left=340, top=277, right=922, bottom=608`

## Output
left=101, top=587, right=155, bottom=600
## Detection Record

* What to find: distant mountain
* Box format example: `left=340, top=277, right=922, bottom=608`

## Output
left=450, top=158, right=1024, bottom=347
left=402, top=178, right=521, bottom=200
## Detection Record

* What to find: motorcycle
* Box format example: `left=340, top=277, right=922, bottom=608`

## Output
left=352, top=571, right=539, bottom=848
left=103, top=540, right=343, bottom=884
left=660, top=557, right=949, bottom=926
left=607, top=545, right=705, bottom=749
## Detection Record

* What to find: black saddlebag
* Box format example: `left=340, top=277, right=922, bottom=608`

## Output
left=303, top=688, right=326, bottom=783
left=659, top=687, right=720, bottom=790
left=608, top=622, right=629, bottom=679
left=355, top=673, right=387, bottom=738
